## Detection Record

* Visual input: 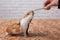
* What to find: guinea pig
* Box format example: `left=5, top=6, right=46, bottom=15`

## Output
left=20, top=10, right=34, bottom=37
left=6, top=24, right=20, bottom=35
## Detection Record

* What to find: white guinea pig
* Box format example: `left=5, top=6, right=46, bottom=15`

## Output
left=20, top=10, right=34, bottom=37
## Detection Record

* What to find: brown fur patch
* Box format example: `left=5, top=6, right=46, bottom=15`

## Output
left=6, top=24, right=20, bottom=34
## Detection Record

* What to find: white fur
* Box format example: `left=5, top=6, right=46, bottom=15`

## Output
left=12, top=29, right=19, bottom=34
left=20, top=14, right=33, bottom=36
left=12, top=29, right=17, bottom=34
left=20, top=14, right=33, bottom=29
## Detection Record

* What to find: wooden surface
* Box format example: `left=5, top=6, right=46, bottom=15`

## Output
left=0, top=19, right=60, bottom=40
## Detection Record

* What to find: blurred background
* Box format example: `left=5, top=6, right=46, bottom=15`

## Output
left=0, top=0, right=60, bottom=19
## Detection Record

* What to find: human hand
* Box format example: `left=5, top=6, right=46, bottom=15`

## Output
left=43, top=0, right=58, bottom=10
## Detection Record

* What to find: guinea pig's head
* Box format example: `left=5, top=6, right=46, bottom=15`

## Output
left=23, top=10, right=34, bottom=18
left=6, top=24, right=20, bottom=34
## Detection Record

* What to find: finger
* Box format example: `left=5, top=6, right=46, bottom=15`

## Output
left=43, top=0, right=50, bottom=7
left=44, top=2, right=53, bottom=10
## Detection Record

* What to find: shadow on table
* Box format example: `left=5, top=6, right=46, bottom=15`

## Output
left=8, top=32, right=48, bottom=37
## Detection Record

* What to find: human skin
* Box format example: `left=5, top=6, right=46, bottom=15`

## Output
left=43, top=0, right=58, bottom=10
